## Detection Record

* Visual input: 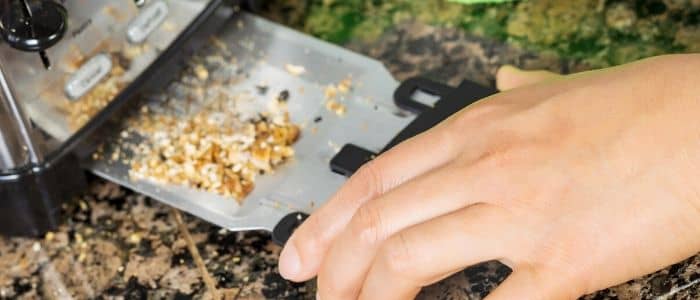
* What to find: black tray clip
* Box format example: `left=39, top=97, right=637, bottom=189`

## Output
left=392, top=77, right=454, bottom=114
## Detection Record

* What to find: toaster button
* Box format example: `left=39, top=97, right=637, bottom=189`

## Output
left=64, top=54, right=112, bottom=100
left=126, top=0, right=169, bottom=44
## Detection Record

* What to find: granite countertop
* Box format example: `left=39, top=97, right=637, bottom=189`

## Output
left=2, top=1, right=700, bottom=299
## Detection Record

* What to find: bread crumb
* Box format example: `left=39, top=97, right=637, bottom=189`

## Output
left=325, top=99, right=346, bottom=116
left=284, top=64, right=306, bottom=76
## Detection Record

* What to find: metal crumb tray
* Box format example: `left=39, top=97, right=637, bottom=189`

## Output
left=87, top=13, right=414, bottom=234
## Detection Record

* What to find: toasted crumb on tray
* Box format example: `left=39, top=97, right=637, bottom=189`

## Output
left=110, top=55, right=301, bottom=203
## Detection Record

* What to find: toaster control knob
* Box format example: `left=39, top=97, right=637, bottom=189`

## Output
left=0, top=0, right=67, bottom=69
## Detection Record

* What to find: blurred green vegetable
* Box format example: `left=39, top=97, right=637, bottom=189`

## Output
left=448, top=0, right=515, bottom=4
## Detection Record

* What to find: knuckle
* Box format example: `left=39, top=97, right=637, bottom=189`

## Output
left=452, top=102, right=501, bottom=127
left=426, top=125, right=459, bottom=158
left=380, top=233, right=415, bottom=275
left=349, top=205, right=387, bottom=247
left=349, top=161, right=384, bottom=201
left=444, top=113, right=473, bottom=140
left=537, top=112, right=573, bottom=143
left=443, top=122, right=472, bottom=149
left=475, top=144, right=521, bottom=170
left=524, top=234, right=592, bottom=297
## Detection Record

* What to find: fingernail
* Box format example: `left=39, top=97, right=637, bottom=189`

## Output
left=316, top=292, right=321, bottom=300
left=279, top=243, right=301, bottom=279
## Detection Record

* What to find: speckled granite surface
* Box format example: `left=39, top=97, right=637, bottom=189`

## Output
left=0, top=16, right=699, bottom=300
left=261, top=0, right=700, bottom=68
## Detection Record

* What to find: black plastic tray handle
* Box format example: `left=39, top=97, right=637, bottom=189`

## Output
left=393, top=77, right=455, bottom=114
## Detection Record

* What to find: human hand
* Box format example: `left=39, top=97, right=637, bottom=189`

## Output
left=279, top=55, right=700, bottom=299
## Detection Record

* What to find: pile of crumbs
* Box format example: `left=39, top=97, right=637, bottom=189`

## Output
left=114, top=54, right=300, bottom=203
left=324, top=77, right=352, bottom=116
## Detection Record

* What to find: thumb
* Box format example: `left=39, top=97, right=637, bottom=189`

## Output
left=496, top=65, right=562, bottom=91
